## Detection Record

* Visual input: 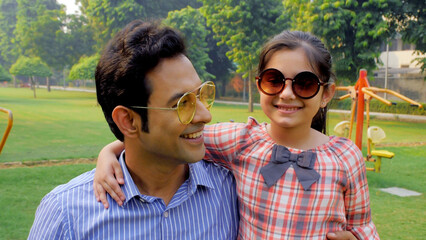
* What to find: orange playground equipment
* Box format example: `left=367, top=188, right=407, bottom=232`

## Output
left=334, top=69, right=423, bottom=172
left=0, top=107, right=13, bottom=155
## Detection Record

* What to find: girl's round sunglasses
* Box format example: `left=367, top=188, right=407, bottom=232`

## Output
left=130, top=81, right=215, bottom=124
left=256, top=68, right=328, bottom=99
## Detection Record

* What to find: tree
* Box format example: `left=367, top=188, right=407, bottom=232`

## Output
left=163, top=7, right=214, bottom=82
left=165, top=6, right=235, bottom=98
left=80, top=0, right=145, bottom=50
left=26, top=8, right=65, bottom=70
left=13, top=0, right=60, bottom=56
left=12, top=0, right=66, bottom=90
left=387, top=0, right=425, bottom=74
left=9, top=56, right=52, bottom=98
left=79, top=0, right=200, bottom=51
left=307, top=0, right=400, bottom=82
left=200, top=0, right=285, bottom=111
left=62, top=14, right=96, bottom=66
left=0, top=64, right=12, bottom=82
left=282, top=0, right=315, bottom=32
left=205, top=31, right=236, bottom=98
left=68, top=54, right=99, bottom=86
left=0, top=0, right=19, bottom=68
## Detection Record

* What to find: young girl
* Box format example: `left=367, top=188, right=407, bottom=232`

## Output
left=94, top=31, right=378, bottom=239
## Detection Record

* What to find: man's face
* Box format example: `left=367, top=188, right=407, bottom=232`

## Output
left=136, top=54, right=212, bottom=165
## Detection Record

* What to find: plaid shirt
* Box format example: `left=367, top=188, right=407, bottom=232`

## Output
left=204, top=117, right=379, bottom=239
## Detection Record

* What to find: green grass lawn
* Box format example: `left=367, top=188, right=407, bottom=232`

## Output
left=0, top=88, right=116, bottom=162
left=0, top=87, right=425, bottom=239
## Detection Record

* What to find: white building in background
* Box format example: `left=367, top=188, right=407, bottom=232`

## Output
left=378, top=38, right=425, bottom=69
left=373, top=37, right=425, bottom=102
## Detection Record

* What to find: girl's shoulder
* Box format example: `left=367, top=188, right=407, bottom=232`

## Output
left=315, top=136, right=362, bottom=158
left=315, top=136, right=364, bottom=169
left=207, top=116, right=268, bottom=136
left=205, top=117, right=271, bottom=147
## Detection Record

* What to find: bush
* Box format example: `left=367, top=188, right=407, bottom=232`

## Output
left=329, top=98, right=425, bottom=116
left=0, top=64, right=12, bottom=82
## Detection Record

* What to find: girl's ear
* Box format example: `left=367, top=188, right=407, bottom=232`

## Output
left=112, top=106, right=140, bottom=139
left=321, top=83, right=336, bottom=108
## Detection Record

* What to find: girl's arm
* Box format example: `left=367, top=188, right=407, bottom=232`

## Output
left=343, top=144, right=380, bottom=239
left=93, top=140, right=125, bottom=209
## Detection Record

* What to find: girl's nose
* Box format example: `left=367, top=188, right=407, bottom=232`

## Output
left=278, top=80, right=296, bottom=100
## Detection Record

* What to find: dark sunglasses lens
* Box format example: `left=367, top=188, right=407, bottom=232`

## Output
left=200, top=82, right=215, bottom=110
left=260, top=70, right=284, bottom=94
left=177, top=93, right=196, bottom=124
left=293, top=72, right=320, bottom=98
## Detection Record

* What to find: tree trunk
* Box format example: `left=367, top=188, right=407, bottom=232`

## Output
left=13, top=75, right=17, bottom=88
left=31, top=76, right=36, bottom=98
left=248, top=70, right=253, bottom=112
left=47, top=77, right=50, bottom=92
left=220, top=77, right=226, bottom=98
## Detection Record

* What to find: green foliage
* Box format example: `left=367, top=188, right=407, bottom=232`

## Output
left=329, top=98, right=425, bottom=116
left=0, top=64, right=12, bottom=81
left=200, top=0, right=285, bottom=75
left=82, top=0, right=145, bottom=50
left=386, top=0, right=425, bottom=75
left=62, top=14, right=96, bottom=67
left=68, top=54, right=99, bottom=81
left=28, top=8, right=67, bottom=70
left=9, top=55, right=51, bottom=77
left=0, top=0, right=19, bottom=68
left=13, top=0, right=61, bottom=56
left=282, top=0, right=316, bottom=32
left=310, top=0, right=401, bottom=82
left=80, top=0, right=201, bottom=51
left=164, top=7, right=214, bottom=81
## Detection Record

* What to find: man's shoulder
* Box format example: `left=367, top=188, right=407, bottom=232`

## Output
left=197, top=160, right=234, bottom=182
left=47, top=169, right=96, bottom=197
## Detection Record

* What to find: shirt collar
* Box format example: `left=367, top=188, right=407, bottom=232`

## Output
left=118, top=151, right=143, bottom=205
left=118, top=151, right=216, bottom=204
left=187, top=161, right=216, bottom=194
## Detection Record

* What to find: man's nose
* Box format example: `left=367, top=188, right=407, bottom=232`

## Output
left=191, top=100, right=212, bottom=124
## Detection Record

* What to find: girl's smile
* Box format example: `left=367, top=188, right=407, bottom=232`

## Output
left=260, top=48, right=327, bottom=131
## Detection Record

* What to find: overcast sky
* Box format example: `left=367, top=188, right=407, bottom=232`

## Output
left=57, top=0, right=81, bottom=15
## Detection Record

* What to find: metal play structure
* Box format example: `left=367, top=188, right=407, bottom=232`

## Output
left=333, top=69, right=423, bottom=172
left=0, top=107, right=13, bottom=155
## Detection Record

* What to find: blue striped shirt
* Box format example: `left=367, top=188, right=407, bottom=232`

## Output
left=28, top=152, right=239, bottom=239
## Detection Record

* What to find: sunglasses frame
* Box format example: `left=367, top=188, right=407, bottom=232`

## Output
left=130, top=81, right=215, bottom=124
left=256, top=68, right=328, bottom=99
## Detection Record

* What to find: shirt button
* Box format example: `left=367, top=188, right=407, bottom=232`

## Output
left=163, top=211, right=169, bottom=218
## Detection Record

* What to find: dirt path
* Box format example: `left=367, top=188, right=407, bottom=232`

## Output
left=0, top=158, right=96, bottom=169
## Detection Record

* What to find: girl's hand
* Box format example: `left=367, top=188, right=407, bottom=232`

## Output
left=93, top=140, right=126, bottom=209
left=327, top=231, right=358, bottom=240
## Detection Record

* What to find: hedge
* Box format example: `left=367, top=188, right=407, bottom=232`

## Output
left=329, top=98, right=425, bottom=116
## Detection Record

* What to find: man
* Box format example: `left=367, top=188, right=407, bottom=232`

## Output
left=28, top=20, right=239, bottom=239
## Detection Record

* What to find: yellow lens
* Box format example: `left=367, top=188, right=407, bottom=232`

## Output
left=200, top=82, right=215, bottom=110
left=177, top=93, right=196, bottom=124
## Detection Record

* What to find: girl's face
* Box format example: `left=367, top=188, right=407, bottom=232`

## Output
left=258, top=47, right=334, bottom=131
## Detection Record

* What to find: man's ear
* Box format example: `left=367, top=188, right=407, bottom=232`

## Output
left=112, top=106, right=140, bottom=138
left=321, top=83, right=336, bottom=108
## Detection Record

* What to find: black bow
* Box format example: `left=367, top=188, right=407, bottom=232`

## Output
left=260, top=145, right=320, bottom=190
